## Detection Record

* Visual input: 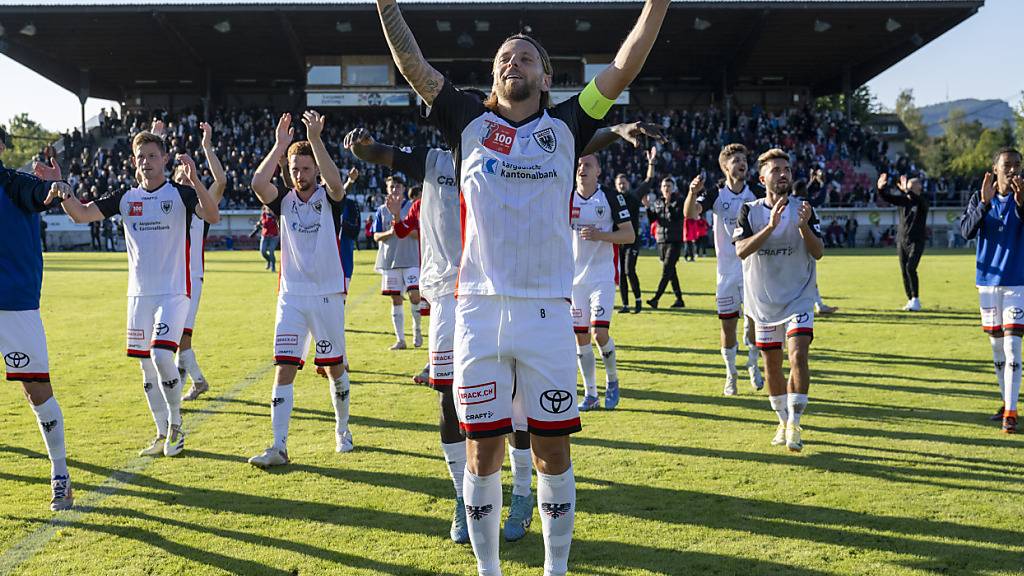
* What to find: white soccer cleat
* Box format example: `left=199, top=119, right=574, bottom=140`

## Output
left=748, top=366, right=765, bottom=391
left=723, top=374, right=738, bottom=396
left=771, top=424, right=787, bottom=446
left=182, top=379, right=209, bottom=401
left=139, top=435, right=167, bottom=456
left=336, top=430, right=354, bottom=453
left=164, top=425, right=185, bottom=457
left=389, top=340, right=407, bottom=351
left=902, top=298, right=921, bottom=312
left=50, top=476, right=74, bottom=511
left=786, top=424, right=803, bottom=452
left=413, top=331, right=423, bottom=348
left=249, top=446, right=290, bottom=468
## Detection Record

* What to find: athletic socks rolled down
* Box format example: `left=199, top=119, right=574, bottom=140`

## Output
left=788, top=393, right=808, bottom=427
left=768, top=394, right=789, bottom=425
left=537, top=466, right=576, bottom=576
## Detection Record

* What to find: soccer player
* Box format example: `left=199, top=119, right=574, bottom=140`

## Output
left=876, top=172, right=929, bottom=311
left=684, top=143, right=765, bottom=395
left=376, top=1, right=669, bottom=574
left=733, top=148, right=824, bottom=453
left=372, top=175, right=424, bottom=350
left=247, top=111, right=352, bottom=466
left=572, top=154, right=635, bottom=410
left=0, top=129, right=75, bottom=510
left=59, top=133, right=221, bottom=457
left=960, top=147, right=1024, bottom=432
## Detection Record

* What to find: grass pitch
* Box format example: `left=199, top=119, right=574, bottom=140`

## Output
left=0, top=247, right=1022, bottom=576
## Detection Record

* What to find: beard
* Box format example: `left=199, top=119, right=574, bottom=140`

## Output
left=496, top=76, right=537, bottom=103
left=773, top=180, right=792, bottom=196
left=296, top=180, right=314, bottom=192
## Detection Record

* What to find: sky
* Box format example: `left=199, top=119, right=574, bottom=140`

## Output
left=0, top=0, right=1020, bottom=133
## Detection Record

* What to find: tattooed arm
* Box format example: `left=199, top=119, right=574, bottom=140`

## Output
left=376, top=0, right=445, bottom=105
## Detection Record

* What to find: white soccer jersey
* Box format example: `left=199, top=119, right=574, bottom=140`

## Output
left=428, top=80, right=603, bottom=299
left=732, top=198, right=822, bottom=325
left=373, top=200, right=420, bottom=271
left=267, top=186, right=346, bottom=296
left=95, top=181, right=198, bottom=297
left=392, top=147, right=461, bottom=300
left=571, top=186, right=630, bottom=286
left=188, top=214, right=208, bottom=280
left=696, top=184, right=760, bottom=278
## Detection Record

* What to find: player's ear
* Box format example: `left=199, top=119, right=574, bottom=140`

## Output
left=541, top=73, right=552, bottom=92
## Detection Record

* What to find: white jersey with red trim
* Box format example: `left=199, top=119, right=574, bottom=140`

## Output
left=571, top=186, right=630, bottom=286
left=696, top=184, right=760, bottom=278
left=268, top=186, right=346, bottom=296
left=94, top=181, right=198, bottom=297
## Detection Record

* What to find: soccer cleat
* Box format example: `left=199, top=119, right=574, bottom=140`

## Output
left=749, top=366, right=765, bottom=391
left=618, top=305, right=631, bottom=314
left=50, top=476, right=74, bottom=511
left=182, top=379, right=209, bottom=401
left=646, top=298, right=659, bottom=309
left=991, top=404, right=1007, bottom=422
left=786, top=424, right=803, bottom=452
left=578, top=395, right=600, bottom=412
left=771, top=424, right=787, bottom=446
left=815, top=302, right=838, bottom=315
left=139, top=435, right=167, bottom=456
left=903, top=298, right=921, bottom=312
left=336, top=430, right=354, bottom=453
left=605, top=380, right=620, bottom=410
left=389, top=340, right=407, bottom=351
left=723, top=374, right=738, bottom=396
left=504, top=492, right=535, bottom=542
left=670, top=298, right=686, bottom=308
left=414, top=331, right=423, bottom=348
left=249, top=446, right=290, bottom=468
left=451, top=497, right=470, bottom=544
left=413, top=368, right=429, bottom=386
left=633, top=301, right=642, bottom=314
left=164, top=425, right=185, bottom=457
left=1003, top=416, right=1017, bottom=434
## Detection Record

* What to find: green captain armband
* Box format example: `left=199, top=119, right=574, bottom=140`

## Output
left=579, top=80, right=616, bottom=120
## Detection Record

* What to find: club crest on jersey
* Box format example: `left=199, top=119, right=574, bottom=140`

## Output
left=532, top=127, right=557, bottom=153
left=312, top=200, right=323, bottom=214
left=481, top=120, right=515, bottom=155
left=596, top=206, right=605, bottom=217
left=161, top=201, right=172, bottom=214
left=129, top=202, right=143, bottom=216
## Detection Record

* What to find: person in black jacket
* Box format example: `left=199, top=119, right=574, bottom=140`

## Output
left=877, top=172, right=929, bottom=311
left=615, top=172, right=649, bottom=313
left=640, top=148, right=685, bottom=308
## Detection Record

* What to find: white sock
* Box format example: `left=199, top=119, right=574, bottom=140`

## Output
left=271, top=384, right=294, bottom=451
left=743, top=318, right=759, bottom=368
left=509, top=446, right=533, bottom=497
left=537, top=466, right=576, bottom=576
left=577, top=345, right=597, bottom=398
left=720, top=345, right=738, bottom=376
left=141, top=358, right=169, bottom=436
left=391, top=304, right=405, bottom=342
left=441, top=441, right=467, bottom=498
left=179, top=347, right=205, bottom=383
left=411, top=300, right=422, bottom=336
left=599, top=338, right=619, bottom=383
left=30, top=397, right=68, bottom=478
left=768, top=394, right=789, bottom=425
left=1004, top=336, right=1022, bottom=415
left=991, top=336, right=1007, bottom=397
left=788, top=393, right=808, bottom=427
left=330, top=372, right=351, bottom=435
left=151, top=348, right=182, bottom=428
left=464, top=469, right=503, bottom=576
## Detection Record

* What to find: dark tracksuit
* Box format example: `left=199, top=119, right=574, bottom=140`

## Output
left=878, top=185, right=929, bottom=299
left=618, top=180, right=648, bottom=308
left=646, top=191, right=685, bottom=303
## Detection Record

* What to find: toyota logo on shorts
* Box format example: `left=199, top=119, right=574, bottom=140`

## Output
left=4, top=351, right=30, bottom=369
left=540, top=390, right=573, bottom=414
left=795, top=313, right=809, bottom=323
left=155, top=323, right=169, bottom=336
left=316, top=340, right=333, bottom=354
left=1012, top=307, right=1024, bottom=320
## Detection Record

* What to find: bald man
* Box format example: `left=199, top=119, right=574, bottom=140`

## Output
left=877, top=173, right=930, bottom=311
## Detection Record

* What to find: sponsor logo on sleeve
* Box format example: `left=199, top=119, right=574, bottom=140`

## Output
left=619, top=209, right=630, bottom=219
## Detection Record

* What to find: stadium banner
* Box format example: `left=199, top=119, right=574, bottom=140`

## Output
left=306, top=91, right=411, bottom=107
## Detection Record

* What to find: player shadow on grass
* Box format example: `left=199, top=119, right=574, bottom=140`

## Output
left=813, top=347, right=989, bottom=374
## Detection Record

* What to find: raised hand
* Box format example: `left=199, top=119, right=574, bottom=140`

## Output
left=980, top=172, right=996, bottom=204
left=176, top=153, right=198, bottom=185
left=797, top=200, right=813, bottom=227
left=44, top=181, right=72, bottom=205
left=689, top=173, right=705, bottom=197
left=646, top=145, right=658, bottom=165
left=151, top=119, right=166, bottom=137
left=1011, top=175, right=1024, bottom=206
left=347, top=167, right=360, bottom=183
left=898, top=174, right=909, bottom=193
left=876, top=172, right=888, bottom=191
left=302, top=110, right=325, bottom=141
left=33, top=157, right=62, bottom=181
left=385, top=191, right=403, bottom=217
left=769, top=196, right=788, bottom=229
left=200, top=122, right=213, bottom=149
left=276, top=113, right=294, bottom=148
left=343, top=127, right=374, bottom=150
left=612, top=122, right=667, bottom=148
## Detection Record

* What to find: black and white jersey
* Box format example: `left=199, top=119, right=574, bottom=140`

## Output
left=696, top=184, right=760, bottom=278
left=571, top=186, right=630, bottom=286
left=429, top=79, right=604, bottom=299
left=95, top=181, right=198, bottom=297
left=267, top=186, right=346, bottom=296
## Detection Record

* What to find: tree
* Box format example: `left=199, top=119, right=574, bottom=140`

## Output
left=1, top=113, right=58, bottom=169
left=894, top=89, right=927, bottom=161
left=1013, top=91, right=1024, bottom=150
left=814, top=85, right=881, bottom=124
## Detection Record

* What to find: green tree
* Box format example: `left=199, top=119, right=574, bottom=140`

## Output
left=1, top=113, right=58, bottom=169
left=815, top=85, right=881, bottom=124
left=894, top=89, right=927, bottom=161
left=1013, top=91, right=1024, bottom=149
left=948, top=122, right=1014, bottom=176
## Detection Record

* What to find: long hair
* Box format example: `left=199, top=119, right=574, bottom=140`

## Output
left=484, top=33, right=553, bottom=112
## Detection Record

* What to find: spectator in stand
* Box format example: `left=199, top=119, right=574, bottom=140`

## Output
left=257, top=205, right=279, bottom=272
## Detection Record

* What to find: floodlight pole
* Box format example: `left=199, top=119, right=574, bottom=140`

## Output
left=78, top=69, right=90, bottom=137
left=842, top=65, right=852, bottom=121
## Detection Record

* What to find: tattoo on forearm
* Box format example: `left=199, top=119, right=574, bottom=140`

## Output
left=380, top=2, right=441, bottom=100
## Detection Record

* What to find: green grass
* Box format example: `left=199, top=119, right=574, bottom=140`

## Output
left=1, top=247, right=1022, bottom=576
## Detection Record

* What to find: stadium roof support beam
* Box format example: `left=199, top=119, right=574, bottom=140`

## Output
left=276, top=12, right=306, bottom=81
left=151, top=11, right=204, bottom=70
left=726, top=9, right=769, bottom=86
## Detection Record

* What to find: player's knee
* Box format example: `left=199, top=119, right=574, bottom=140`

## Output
left=575, top=332, right=591, bottom=346
left=788, top=344, right=809, bottom=368
left=466, top=437, right=504, bottom=475
left=594, top=328, right=610, bottom=345
left=275, top=364, right=298, bottom=385
left=150, top=347, right=176, bottom=369
left=22, top=381, right=54, bottom=406
left=390, top=294, right=404, bottom=305
left=530, top=436, right=570, bottom=474
left=409, top=291, right=421, bottom=305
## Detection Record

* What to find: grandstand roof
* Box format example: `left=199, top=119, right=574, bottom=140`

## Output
left=0, top=0, right=982, bottom=102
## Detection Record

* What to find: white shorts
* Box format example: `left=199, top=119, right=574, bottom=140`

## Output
left=978, top=286, right=1024, bottom=336
left=428, top=293, right=456, bottom=390
left=755, top=311, right=814, bottom=350
left=183, top=277, right=203, bottom=334
left=0, top=310, right=50, bottom=382
left=571, top=281, right=616, bottom=334
left=715, top=273, right=743, bottom=319
left=454, top=295, right=581, bottom=439
left=274, top=292, right=346, bottom=367
left=127, top=295, right=190, bottom=358
left=380, top=267, right=420, bottom=296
